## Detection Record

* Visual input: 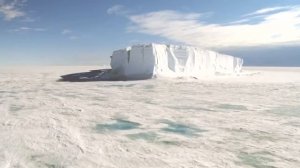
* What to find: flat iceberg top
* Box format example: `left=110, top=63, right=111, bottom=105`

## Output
left=110, top=43, right=243, bottom=80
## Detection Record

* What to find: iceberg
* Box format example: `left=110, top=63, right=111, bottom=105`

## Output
left=60, top=43, right=243, bottom=81
left=110, top=43, right=243, bottom=80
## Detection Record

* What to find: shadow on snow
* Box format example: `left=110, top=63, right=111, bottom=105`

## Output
left=58, top=69, right=153, bottom=82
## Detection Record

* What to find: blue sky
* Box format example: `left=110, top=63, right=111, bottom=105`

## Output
left=0, top=0, right=300, bottom=66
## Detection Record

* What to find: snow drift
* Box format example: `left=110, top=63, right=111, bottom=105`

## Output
left=61, top=43, right=243, bottom=81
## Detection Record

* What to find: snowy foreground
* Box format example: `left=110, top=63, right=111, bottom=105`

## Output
left=0, top=66, right=300, bottom=168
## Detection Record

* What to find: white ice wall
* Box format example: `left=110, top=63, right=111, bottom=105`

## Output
left=110, top=43, right=243, bottom=79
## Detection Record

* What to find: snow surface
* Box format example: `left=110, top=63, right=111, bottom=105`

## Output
left=111, top=44, right=243, bottom=79
left=0, top=66, right=300, bottom=168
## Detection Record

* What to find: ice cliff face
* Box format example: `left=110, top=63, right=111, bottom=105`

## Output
left=110, top=43, right=243, bottom=79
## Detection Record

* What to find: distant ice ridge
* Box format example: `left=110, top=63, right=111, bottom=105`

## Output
left=110, top=43, right=243, bottom=79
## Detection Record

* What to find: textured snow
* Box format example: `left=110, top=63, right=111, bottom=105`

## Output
left=0, top=66, right=300, bottom=168
left=111, top=44, right=243, bottom=79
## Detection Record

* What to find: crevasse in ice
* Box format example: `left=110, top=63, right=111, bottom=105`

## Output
left=110, top=43, right=243, bottom=79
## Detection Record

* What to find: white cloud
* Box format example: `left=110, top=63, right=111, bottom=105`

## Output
left=244, top=6, right=293, bottom=17
left=61, top=29, right=80, bottom=40
left=229, top=18, right=251, bottom=24
left=128, top=6, right=300, bottom=48
left=62, top=29, right=72, bottom=35
left=0, top=0, right=26, bottom=21
left=11, top=26, right=46, bottom=32
left=107, top=5, right=128, bottom=15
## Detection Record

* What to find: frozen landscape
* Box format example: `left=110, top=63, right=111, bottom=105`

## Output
left=0, top=66, right=300, bottom=168
left=1, top=0, right=300, bottom=167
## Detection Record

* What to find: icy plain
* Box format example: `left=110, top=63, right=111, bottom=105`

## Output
left=0, top=66, right=300, bottom=168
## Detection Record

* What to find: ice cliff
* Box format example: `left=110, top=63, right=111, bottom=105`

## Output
left=60, top=43, right=243, bottom=81
left=110, top=43, right=243, bottom=80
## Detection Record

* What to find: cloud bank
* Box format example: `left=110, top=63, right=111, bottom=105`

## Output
left=0, top=0, right=26, bottom=21
left=127, top=6, right=300, bottom=48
